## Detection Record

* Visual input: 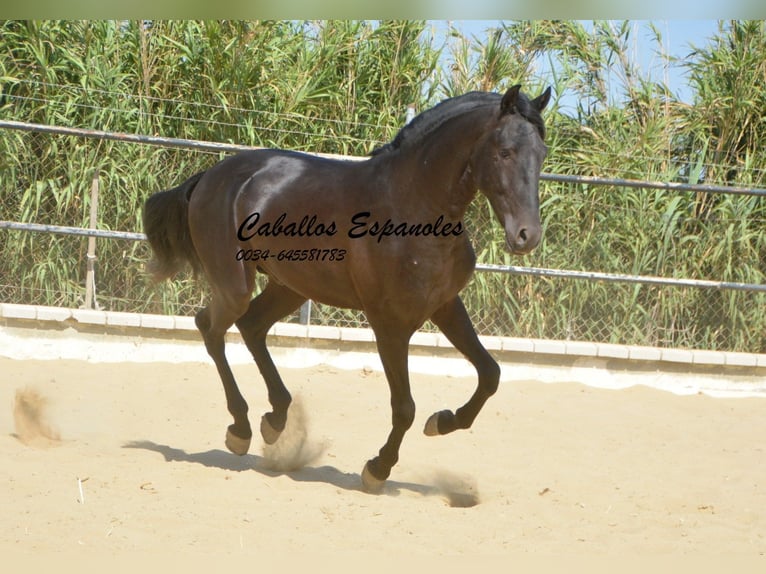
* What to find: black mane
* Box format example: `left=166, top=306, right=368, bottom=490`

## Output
left=371, top=89, right=545, bottom=156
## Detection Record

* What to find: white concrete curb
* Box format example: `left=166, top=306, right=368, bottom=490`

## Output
left=2, top=302, right=766, bottom=368
left=2, top=303, right=766, bottom=398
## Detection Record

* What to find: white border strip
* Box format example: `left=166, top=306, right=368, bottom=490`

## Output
left=2, top=304, right=766, bottom=399
left=2, top=303, right=766, bottom=369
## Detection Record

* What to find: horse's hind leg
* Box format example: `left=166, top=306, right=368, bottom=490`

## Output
left=235, top=282, right=306, bottom=445
left=195, top=292, right=252, bottom=455
left=424, top=296, right=501, bottom=436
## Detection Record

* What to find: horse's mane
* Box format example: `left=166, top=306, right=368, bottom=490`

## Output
left=371, top=89, right=546, bottom=156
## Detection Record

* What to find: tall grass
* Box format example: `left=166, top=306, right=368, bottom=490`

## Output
left=1, top=20, right=765, bottom=352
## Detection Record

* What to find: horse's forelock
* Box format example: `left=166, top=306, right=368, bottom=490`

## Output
left=510, top=92, right=546, bottom=140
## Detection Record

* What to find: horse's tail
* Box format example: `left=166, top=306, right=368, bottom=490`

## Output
left=143, top=171, right=206, bottom=281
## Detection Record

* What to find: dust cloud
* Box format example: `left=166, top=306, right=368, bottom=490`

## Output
left=13, top=386, right=61, bottom=447
left=260, top=396, right=327, bottom=472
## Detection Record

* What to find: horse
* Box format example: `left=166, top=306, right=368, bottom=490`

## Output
left=143, top=84, right=551, bottom=493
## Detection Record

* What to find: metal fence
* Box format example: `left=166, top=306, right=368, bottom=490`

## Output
left=2, top=120, right=765, bottom=353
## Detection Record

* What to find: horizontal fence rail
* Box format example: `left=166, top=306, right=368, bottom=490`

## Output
left=0, top=220, right=146, bottom=241
left=475, top=264, right=766, bottom=293
left=3, top=119, right=766, bottom=197
left=538, top=173, right=766, bottom=198
left=0, top=119, right=364, bottom=161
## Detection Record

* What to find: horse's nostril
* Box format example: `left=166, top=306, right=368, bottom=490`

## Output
left=518, top=228, right=528, bottom=244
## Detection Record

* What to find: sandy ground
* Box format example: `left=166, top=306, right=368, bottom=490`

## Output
left=1, top=355, right=764, bottom=556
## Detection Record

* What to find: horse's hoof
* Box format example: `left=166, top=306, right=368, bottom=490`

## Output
left=424, top=409, right=459, bottom=436
left=225, top=428, right=251, bottom=456
left=260, top=414, right=282, bottom=445
left=361, top=462, right=386, bottom=494
left=423, top=411, right=442, bottom=436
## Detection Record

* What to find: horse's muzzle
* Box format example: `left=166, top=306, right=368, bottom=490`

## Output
left=504, top=223, right=541, bottom=255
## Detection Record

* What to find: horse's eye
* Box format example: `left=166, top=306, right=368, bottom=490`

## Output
left=499, top=148, right=512, bottom=160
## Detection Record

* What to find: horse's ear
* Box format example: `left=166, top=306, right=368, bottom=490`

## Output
left=532, top=86, right=552, bottom=112
left=501, top=84, right=522, bottom=115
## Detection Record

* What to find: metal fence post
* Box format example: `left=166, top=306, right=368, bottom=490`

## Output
left=83, top=170, right=100, bottom=310
left=299, top=300, right=312, bottom=326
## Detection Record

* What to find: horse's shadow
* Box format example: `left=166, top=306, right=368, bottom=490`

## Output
left=122, top=440, right=439, bottom=499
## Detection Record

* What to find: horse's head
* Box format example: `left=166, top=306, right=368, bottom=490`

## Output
left=470, top=85, right=551, bottom=255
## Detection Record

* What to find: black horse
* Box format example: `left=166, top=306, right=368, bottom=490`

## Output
left=143, top=85, right=551, bottom=492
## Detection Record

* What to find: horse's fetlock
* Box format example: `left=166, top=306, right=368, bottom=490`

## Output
left=480, top=360, right=501, bottom=396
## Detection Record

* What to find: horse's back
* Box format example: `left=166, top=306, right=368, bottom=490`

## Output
left=206, top=148, right=361, bottom=188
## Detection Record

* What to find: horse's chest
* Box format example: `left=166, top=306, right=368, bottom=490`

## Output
left=384, top=242, right=475, bottom=307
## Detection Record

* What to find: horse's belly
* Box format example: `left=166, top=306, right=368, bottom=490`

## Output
left=259, top=259, right=363, bottom=310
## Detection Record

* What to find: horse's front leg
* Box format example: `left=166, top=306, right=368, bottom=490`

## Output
left=361, top=327, right=415, bottom=494
left=424, top=296, right=501, bottom=436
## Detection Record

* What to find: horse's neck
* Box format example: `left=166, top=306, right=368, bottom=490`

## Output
left=377, top=109, right=489, bottom=219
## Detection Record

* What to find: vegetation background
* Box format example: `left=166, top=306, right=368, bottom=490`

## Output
left=1, top=20, right=764, bottom=351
